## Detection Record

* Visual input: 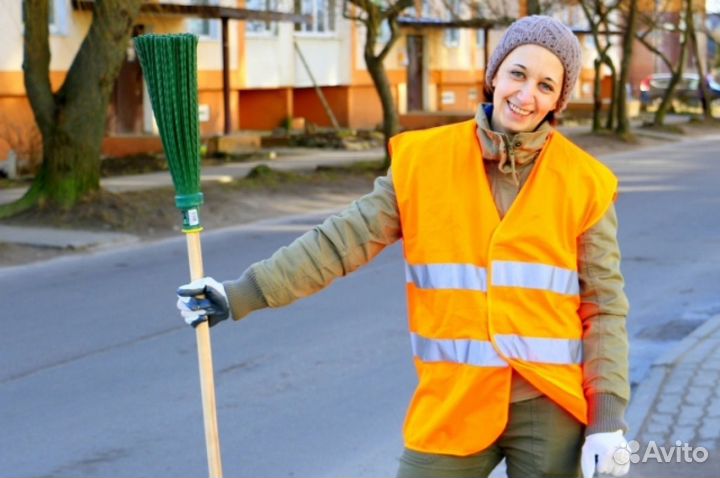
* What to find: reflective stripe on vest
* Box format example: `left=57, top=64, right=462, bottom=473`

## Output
left=411, top=333, right=507, bottom=367
left=405, top=261, right=578, bottom=295
left=405, top=263, right=487, bottom=291
left=492, top=261, right=579, bottom=295
left=495, top=334, right=583, bottom=364
left=412, top=333, right=582, bottom=366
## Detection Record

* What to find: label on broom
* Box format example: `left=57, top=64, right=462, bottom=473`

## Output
left=182, top=208, right=202, bottom=232
left=187, top=209, right=199, bottom=225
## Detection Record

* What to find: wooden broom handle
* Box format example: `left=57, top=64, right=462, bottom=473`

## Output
left=186, top=231, right=224, bottom=478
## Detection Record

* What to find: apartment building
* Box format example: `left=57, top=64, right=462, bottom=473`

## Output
left=0, top=0, right=657, bottom=160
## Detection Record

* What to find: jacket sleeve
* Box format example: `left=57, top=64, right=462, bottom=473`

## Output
left=578, top=203, right=631, bottom=435
left=223, top=170, right=402, bottom=320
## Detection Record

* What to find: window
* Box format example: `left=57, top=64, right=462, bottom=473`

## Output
left=444, top=0, right=460, bottom=48
left=49, top=0, right=69, bottom=36
left=294, top=0, right=336, bottom=34
left=247, top=0, right=279, bottom=35
left=406, top=0, right=445, bottom=19
left=423, top=0, right=432, bottom=17
left=476, top=27, right=486, bottom=63
left=444, top=28, right=460, bottom=47
left=188, top=0, right=220, bottom=40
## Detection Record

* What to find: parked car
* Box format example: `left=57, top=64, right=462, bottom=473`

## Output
left=639, top=72, right=720, bottom=111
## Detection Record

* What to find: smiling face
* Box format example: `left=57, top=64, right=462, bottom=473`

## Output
left=490, top=44, right=564, bottom=134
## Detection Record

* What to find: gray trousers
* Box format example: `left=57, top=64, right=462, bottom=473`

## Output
left=396, top=395, right=584, bottom=478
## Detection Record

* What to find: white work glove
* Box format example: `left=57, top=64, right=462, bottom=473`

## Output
left=176, top=277, right=230, bottom=327
left=581, top=430, right=630, bottom=478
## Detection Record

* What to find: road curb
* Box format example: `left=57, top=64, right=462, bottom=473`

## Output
left=0, top=225, right=139, bottom=250
left=626, top=366, right=667, bottom=441
left=626, top=314, right=720, bottom=440
left=654, top=313, right=720, bottom=366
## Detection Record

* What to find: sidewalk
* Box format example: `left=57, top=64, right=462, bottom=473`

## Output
left=0, top=146, right=385, bottom=249
left=625, top=314, right=720, bottom=476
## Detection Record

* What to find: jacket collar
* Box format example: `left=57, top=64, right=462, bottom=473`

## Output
left=474, top=104, right=552, bottom=186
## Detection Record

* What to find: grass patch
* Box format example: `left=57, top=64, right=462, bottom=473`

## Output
left=220, top=160, right=385, bottom=192
left=203, top=151, right=268, bottom=164
left=101, top=153, right=168, bottom=177
left=0, top=177, right=32, bottom=189
left=639, top=123, right=686, bottom=135
left=235, top=165, right=306, bottom=189
left=315, top=158, right=386, bottom=174
left=100, top=151, right=270, bottom=177
left=687, top=116, right=720, bottom=126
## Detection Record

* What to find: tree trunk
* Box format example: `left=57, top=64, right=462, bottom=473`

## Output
left=350, top=0, right=412, bottom=169
left=604, top=59, right=617, bottom=131
left=615, top=0, right=638, bottom=137
left=1, top=0, right=142, bottom=217
left=653, top=0, right=691, bottom=126
left=592, top=59, right=603, bottom=132
left=345, top=0, right=412, bottom=170
left=526, top=0, right=541, bottom=15
left=578, top=0, right=619, bottom=132
left=688, top=11, right=712, bottom=120
left=33, top=119, right=108, bottom=208
left=365, top=52, right=400, bottom=169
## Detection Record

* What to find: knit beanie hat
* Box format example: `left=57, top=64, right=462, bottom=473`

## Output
left=484, top=15, right=582, bottom=113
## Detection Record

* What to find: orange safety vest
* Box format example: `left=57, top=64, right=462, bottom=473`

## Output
left=390, top=119, right=618, bottom=456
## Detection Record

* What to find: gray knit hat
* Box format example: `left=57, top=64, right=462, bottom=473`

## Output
left=484, top=15, right=582, bottom=113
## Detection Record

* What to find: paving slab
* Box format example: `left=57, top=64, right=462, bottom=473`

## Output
left=626, top=314, right=720, bottom=477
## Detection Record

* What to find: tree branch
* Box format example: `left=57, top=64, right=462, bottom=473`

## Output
left=376, top=16, right=398, bottom=61
left=384, top=0, right=414, bottom=18
left=636, top=32, right=673, bottom=71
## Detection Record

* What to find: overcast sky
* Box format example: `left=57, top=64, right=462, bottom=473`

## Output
left=709, top=0, right=720, bottom=14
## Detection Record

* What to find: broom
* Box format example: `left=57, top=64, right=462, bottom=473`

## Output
left=134, top=33, right=223, bottom=478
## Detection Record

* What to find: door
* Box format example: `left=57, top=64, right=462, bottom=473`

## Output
left=406, top=35, right=424, bottom=111
left=111, top=25, right=145, bottom=135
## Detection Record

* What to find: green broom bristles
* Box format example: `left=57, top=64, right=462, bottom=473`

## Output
left=134, top=34, right=203, bottom=232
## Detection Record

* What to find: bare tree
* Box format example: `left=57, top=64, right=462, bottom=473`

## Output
left=635, top=0, right=691, bottom=126
left=614, top=0, right=637, bottom=136
left=703, top=18, right=720, bottom=69
left=688, top=9, right=712, bottom=120
left=0, top=0, right=143, bottom=218
left=343, top=0, right=414, bottom=167
left=578, top=0, right=621, bottom=132
left=343, top=0, right=520, bottom=169
left=473, top=0, right=555, bottom=18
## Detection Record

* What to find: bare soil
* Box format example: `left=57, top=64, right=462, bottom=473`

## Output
left=0, top=165, right=383, bottom=267
left=1, top=119, right=719, bottom=268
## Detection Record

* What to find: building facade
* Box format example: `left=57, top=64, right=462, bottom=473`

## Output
left=1, top=0, right=681, bottom=161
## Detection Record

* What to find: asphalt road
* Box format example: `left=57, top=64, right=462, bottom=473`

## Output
left=2, top=135, right=720, bottom=476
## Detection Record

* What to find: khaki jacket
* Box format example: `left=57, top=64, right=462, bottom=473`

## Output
left=224, top=105, right=630, bottom=436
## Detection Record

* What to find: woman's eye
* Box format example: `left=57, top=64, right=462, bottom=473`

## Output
left=540, top=82, right=555, bottom=93
left=510, top=70, right=525, bottom=79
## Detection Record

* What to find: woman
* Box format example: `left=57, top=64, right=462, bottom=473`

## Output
left=177, top=15, right=631, bottom=478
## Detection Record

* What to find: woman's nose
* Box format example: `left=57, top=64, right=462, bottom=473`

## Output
left=515, top=84, right=534, bottom=103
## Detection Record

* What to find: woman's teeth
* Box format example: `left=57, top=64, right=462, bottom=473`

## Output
left=508, top=102, right=531, bottom=116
